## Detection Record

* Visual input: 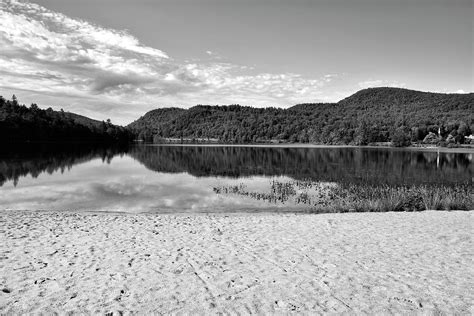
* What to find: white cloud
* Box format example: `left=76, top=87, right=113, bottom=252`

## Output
left=358, top=79, right=406, bottom=89
left=0, top=0, right=341, bottom=124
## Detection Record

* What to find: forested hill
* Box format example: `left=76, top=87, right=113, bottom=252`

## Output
left=128, top=88, right=474, bottom=145
left=0, top=95, right=132, bottom=143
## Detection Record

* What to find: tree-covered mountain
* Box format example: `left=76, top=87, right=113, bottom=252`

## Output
left=2, top=88, right=472, bottom=146
left=0, top=95, right=133, bottom=143
left=128, top=88, right=474, bottom=145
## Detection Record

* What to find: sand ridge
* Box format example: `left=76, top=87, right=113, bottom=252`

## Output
left=0, top=210, right=473, bottom=314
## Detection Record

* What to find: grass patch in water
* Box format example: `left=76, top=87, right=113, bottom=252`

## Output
left=214, top=180, right=473, bottom=213
left=312, top=183, right=473, bottom=212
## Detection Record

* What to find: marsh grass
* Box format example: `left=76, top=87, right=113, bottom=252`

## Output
left=214, top=180, right=473, bottom=213
left=417, top=185, right=473, bottom=211
left=311, top=183, right=473, bottom=212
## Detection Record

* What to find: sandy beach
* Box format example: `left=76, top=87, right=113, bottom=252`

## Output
left=1, top=210, right=472, bottom=314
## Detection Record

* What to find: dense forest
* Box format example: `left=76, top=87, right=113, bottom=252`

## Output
left=0, top=95, right=133, bottom=143
left=128, top=88, right=474, bottom=146
left=1, top=88, right=473, bottom=146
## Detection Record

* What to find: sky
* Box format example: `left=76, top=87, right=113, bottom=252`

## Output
left=0, top=0, right=472, bottom=124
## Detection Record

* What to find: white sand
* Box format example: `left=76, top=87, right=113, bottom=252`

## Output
left=0, top=211, right=472, bottom=314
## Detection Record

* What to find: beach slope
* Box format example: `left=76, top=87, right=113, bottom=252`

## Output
left=1, top=211, right=472, bottom=314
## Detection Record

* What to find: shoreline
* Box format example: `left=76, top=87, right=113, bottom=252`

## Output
left=142, top=143, right=474, bottom=153
left=1, top=210, right=472, bottom=314
left=2, top=208, right=473, bottom=216
left=5, top=140, right=474, bottom=153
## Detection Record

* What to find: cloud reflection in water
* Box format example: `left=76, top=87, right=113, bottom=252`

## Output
left=1, top=145, right=471, bottom=213
left=0, top=156, right=302, bottom=213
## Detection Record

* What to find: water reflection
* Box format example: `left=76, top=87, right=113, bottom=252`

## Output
left=129, top=145, right=472, bottom=185
left=213, top=180, right=336, bottom=207
left=0, top=143, right=128, bottom=187
left=0, top=144, right=472, bottom=212
left=0, top=156, right=296, bottom=212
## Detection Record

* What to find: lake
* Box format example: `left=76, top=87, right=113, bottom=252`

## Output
left=0, top=144, right=472, bottom=212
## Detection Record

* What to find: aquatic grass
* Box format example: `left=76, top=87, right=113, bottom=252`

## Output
left=213, top=180, right=473, bottom=213
left=322, top=183, right=472, bottom=213
left=416, top=185, right=473, bottom=211
left=420, top=189, right=443, bottom=210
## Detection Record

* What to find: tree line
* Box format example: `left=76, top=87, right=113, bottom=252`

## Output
left=128, top=88, right=473, bottom=147
left=0, top=95, right=133, bottom=143
left=1, top=88, right=473, bottom=147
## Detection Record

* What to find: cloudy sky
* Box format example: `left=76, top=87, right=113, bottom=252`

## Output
left=0, top=0, right=472, bottom=124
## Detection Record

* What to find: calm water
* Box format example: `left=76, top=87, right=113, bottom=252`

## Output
left=0, top=144, right=472, bottom=212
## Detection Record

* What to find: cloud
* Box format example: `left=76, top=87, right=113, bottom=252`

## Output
left=358, top=79, right=407, bottom=89
left=0, top=0, right=342, bottom=124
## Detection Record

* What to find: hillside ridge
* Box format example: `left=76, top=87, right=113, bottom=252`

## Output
left=128, top=87, right=473, bottom=145
left=0, top=95, right=132, bottom=143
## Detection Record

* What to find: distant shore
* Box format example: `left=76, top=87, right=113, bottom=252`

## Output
left=1, top=210, right=472, bottom=314
left=142, top=142, right=474, bottom=153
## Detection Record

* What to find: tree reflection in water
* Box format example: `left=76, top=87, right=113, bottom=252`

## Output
left=0, top=143, right=129, bottom=187
left=0, top=144, right=472, bottom=212
left=0, top=144, right=472, bottom=188
left=129, top=145, right=472, bottom=185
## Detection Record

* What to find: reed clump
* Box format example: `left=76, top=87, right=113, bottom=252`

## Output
left=320, top=183, right=473, bottom=213
left=214, top=180, right=473, bottom=213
